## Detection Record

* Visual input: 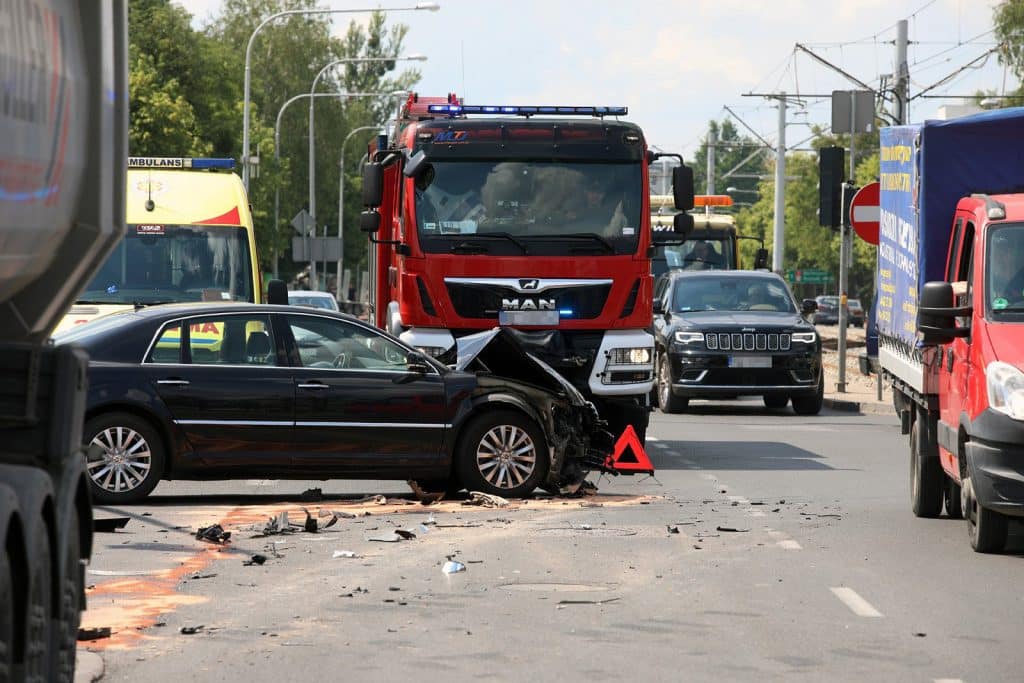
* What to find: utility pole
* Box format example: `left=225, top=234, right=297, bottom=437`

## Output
left=894, top=19, right=909, bottom=125
left=837, top=94, right=858, bottom=393
left=772, top=93, right=786, bottom=274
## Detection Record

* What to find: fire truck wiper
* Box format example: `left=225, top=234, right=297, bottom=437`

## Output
left=448, top=232, right=530, bottom=255
left=528, top=232, right=615, bottom=253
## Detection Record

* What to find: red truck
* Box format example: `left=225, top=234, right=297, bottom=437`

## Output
left=360, top=94, right=693, bottom=441
left=880, top=111, right=1024, bottom=553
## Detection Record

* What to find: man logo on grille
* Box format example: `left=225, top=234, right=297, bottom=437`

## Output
left=519, top=279, right=540, bottom=290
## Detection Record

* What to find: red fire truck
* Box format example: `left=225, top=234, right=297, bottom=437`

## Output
left=360, top=94, right=693, bottom=442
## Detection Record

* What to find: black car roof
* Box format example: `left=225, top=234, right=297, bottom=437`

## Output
left=129, top=302, right=360, bottom=322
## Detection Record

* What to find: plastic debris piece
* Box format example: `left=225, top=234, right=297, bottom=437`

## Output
left=243, top=554, right=267, bottom=566
left=77, top=627, right=112, bottom=641
left=368, top=530, right=413, bottom=543
left=667, top=525, right=680, bottom=534
left=463, top=491, right=510, bottom=508
left=332, top=550, right=359, bottom=559
left=196, top=524, right=231, bottom=544
left=299, top=487, right=323, bottom=502
left=407, top=479, right=447, bottom=504
left=302, top=508, right=318, bottom=533
left=556, top=597, right=620, bottom=606
left=180, top=625, right=204, bottom=635
left=442, top=560, right=466, bottom=574
left=190, top=573, right=217, bottom=580
left=319, top=508, right=356, bottom=519
left=394, top=529, right=416, bottom=540
left=715, top=526, right=750, bottom=533
left=93, top=517, right=129, bottom=533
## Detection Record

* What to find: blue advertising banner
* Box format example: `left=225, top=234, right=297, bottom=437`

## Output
left=878, top=125, right=919, bottom=348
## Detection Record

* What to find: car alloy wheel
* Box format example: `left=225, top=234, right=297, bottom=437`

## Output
left=88, top=426, right=153, bottom=495
left=476, top=424, right=537, bottom=490
left=456, top=410, right=548, bottom=498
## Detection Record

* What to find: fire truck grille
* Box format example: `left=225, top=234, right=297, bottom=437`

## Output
left=445, top=282, right=611, bottom=320
left=704, top=332, right=791, bottom=352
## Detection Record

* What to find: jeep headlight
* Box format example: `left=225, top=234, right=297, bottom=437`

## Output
left=609, top=347, right=651, bottom=365
left=791, top=331, right=817, bottom=344
left=986, top=361, right=1024, bottom=420
left=674, top=331, right=705, bottom=345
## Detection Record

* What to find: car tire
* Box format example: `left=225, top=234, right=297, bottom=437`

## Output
left=52, top=506, right=83, bottom=683
left=456, top=410, right=549, bottom=498
left=0, top=543, right=13, bottom=683
left=84, top=413, right=165, bottom=505
left=15, top=523, right=52, bottom=683
left=763, top=395, right=789, bottom=410
left=791, top=375, right=823, bottom=416
left=944, top=479, right=963, bottom=520
left=657, top=353, right=688, bottom=414
left=909, top=418, right=943, bottom=518
left=964, top=475, right=1008, bottom=553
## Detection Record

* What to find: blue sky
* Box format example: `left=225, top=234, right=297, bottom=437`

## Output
left=176, top=0, right=1014, bottom=159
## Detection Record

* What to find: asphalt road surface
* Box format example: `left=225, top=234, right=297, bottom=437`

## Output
left=82, top=400, right=1023, bottom=682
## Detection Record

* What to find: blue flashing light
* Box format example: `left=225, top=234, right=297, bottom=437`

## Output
left=189, top=158, right=236, bottom=170
left=559, top=309, right=574, bottom=317
left=426, top=104, right=627, bottom=117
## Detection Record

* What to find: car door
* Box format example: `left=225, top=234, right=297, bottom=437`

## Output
left=938, top=216, right=974, bottom=475
left=282, top=312, right=449, bottom=474
left=143, top=312, right=294, bottom=471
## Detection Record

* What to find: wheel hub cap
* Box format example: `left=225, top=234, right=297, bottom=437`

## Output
left=87, top=426, right=153, bottom=493
left=476, top=425, right=536, bottom=490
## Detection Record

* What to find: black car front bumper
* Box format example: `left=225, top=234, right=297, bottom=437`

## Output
left=966, top=409, right=1024, bottom=518
left=665, top=346, right=821, bottom=399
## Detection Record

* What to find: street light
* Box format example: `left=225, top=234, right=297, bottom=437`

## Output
left=309, top=55, right=426, bottom=292
left=725, top=186, right=759, bottom=196
left=271, top=91, right=404, bottom=286
left=242, top=3, right=440, bottom=189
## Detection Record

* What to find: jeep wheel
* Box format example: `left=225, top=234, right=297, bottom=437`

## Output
left=657, top=353, right=688, bottom=414
left=791, top=375, right=823, bottom=416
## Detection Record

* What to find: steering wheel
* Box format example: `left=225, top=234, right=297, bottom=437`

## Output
left=332, top=352, right=350, bottom=368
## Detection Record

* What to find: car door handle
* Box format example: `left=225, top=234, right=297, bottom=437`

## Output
left=297, top=382, right=329, bottom=390
left=156, top=378, right=190, bottom=386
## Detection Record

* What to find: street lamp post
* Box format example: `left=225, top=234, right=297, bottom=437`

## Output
left=272, top=91, right=402, bottom=287
left=241, top=3, right=439, bottom=190
left=309, top=56, right=425, bottom=292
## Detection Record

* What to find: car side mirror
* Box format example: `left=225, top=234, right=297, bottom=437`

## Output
left=672, top=165, right=695, bottom=211
left=360, top=210, right=381, bottom=234
left=754, top=248, right=769, bottom=270
left=801, top=298, right=818, bottom=315
left=918, top=281, right=971, bottom=345
left=653, top=299, right=664, bottom=315
left=362, top=162, right=384, bottom=208
left=406, top=351, right=431, bottom=374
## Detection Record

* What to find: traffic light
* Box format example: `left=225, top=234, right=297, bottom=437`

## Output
left=818, top=146, right=845, bottom=229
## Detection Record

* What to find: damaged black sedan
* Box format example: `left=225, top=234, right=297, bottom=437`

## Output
left=55, top=304, right=614, bottom=504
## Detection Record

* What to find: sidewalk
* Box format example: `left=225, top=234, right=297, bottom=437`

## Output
left=817, top=325, right=895, bottom=416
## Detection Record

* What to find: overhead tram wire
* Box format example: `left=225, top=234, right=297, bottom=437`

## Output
left=910, top=47, right=1001, bottom=100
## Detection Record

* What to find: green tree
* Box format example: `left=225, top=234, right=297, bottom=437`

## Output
left=691, top=119, right=768, bottom=209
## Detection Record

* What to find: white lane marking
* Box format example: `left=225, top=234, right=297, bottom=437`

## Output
left=748, top=509, right=767, bottom=518
left=766, top=529, right=801, bottom=550
left=699, top=473, right=718, bottom=481
left=728, top=495, right=750, bottom=505
left=830, top=587, right=883, bottom=617
left=653, top=443, right=669, bottom=450
left=647, top=436, right=660, bottom=442
left=933, top=679, right=963, bottom=683
left=246, top=479, right=279, bottom=486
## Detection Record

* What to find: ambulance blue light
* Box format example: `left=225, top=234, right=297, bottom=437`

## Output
left=189, top=158, right=236, bottom=170
left=426, top=105, right=627, bottom=117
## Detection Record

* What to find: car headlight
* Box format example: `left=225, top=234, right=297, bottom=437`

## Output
left=608, top=347, right=652, bottom=365
left=986, top=361, right=1024, bottom=420
left=791, top=331, right=817, bottom=344
left=674, top=331, right=705, bottom=345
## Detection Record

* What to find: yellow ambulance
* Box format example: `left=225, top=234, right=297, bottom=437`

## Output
left=56, top=157, right=262, bottom=333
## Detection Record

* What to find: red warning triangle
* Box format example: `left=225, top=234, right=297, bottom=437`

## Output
left=603, top=425, right=654, bottom=474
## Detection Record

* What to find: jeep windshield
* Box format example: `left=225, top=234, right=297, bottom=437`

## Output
left=414, top=160, right=642, bottom=256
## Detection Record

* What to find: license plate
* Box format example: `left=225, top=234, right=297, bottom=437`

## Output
left=728, top=355, right=771, bottom=368
left=498, top=310, right=560, bottom=326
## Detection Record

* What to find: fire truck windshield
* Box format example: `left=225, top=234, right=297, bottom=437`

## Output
left=415, top=160, right=642, bottom=256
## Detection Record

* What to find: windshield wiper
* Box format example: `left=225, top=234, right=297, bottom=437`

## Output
left=528, top=232, right=615, bottom=253
left=447, top=232, right=529, bottom=254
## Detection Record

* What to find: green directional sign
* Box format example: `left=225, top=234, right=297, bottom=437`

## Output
left=785, top=268, right=834, bottom=285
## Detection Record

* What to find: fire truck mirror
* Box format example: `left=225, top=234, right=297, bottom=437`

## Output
left=362, top=163, right=384, bottom=207
left=673, top=165, right=695, bottom=211
left=403, top=150, right=429, bottom=179
left=360, top=210, right=382, bottom=234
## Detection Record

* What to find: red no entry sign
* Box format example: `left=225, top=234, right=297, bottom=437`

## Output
left=849, top=181, right=880, bottom=245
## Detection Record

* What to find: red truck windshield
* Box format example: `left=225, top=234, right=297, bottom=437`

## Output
left=414, top=160, right=642, bottom=256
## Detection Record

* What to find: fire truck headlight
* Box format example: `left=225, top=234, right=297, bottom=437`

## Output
left=609, top=347, right=651, bottom=365
left=986, top=361, right=1024, bottom=421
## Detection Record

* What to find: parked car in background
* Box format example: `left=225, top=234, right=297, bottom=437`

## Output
left=847, top=298, right=865, bottom=328
left=813, top=295, right=841, bottom=325
left=55, top=304, right=614, bottom=503
left=652, top=270, right=823, bottom=415
left=288, top=290, right=340, bottom=311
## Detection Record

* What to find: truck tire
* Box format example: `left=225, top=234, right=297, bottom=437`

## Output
left=52, top=506, right=83, bottom=683
left=657, top=353, right=688, bottom=414
left=964, top=475, right=1008, bottom=553
left=910, top=418, right=943, bottom=518
left=456, top=410, right=549, bottom=498
left=84, top=412, right=164, bottom=504
left=791, top=375, right=824, bottom=416
left=15, top=524, right=52, bottom=683
left=944, top=479, right=963, bottom=520
left=0, top=544, right=13, bottom=683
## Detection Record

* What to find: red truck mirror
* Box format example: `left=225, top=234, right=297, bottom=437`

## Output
left=362, top=163, right=384, bottom=208
left=672, top=165, right=695, bottom=211
left=918, top=281, right=971, bottom=345
left=360, top=210, right=381, bottom=234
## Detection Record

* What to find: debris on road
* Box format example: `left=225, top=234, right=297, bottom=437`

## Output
left=667, top=525, right=680, bottom=534
left=716, top=526, right=750, bottom=533
left=463, top=491, right=510, bottom=508
left=319, top=508, right=356, bottom=520
left=368, top=529, right=415, bottom=543
left=556, top=597, right=620, bottom=608
left=179, top=625, right=204, bottom=635
left=299, top=487, right=323, bottom=502
left=407, top=479, right=447, bottom=504
left=442, top=559, right=467, bottom=574
left=78, top=627, right=112, bottom=641
left=243, top=554, right=267, bottom=566
left=332, top=550, right=359, bottom=559
left=189, top=573, right=217, bottom=580
left=195, top=524, right=231, bottom=544
left=93, top=517, right=129, bottom=533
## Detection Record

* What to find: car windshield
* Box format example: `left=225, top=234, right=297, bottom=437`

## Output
left=673, top=276, right=796, bottom=313
left=652, top=238, right=733, bottom=277
left=986, top=223, right=1024, bottom=317
left=415, top=160, right=642, bottom=256
left=79, top=225, right=253, bottom=305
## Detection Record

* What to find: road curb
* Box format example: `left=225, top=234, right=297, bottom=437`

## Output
left=75, top=649, right=105, bottom=683
left=824, top=396, right=896, bottom=416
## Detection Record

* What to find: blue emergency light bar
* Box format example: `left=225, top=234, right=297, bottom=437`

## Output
left=127, top=157, right=236, bottom=170
left=427, top=104, right=627, bottom=117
